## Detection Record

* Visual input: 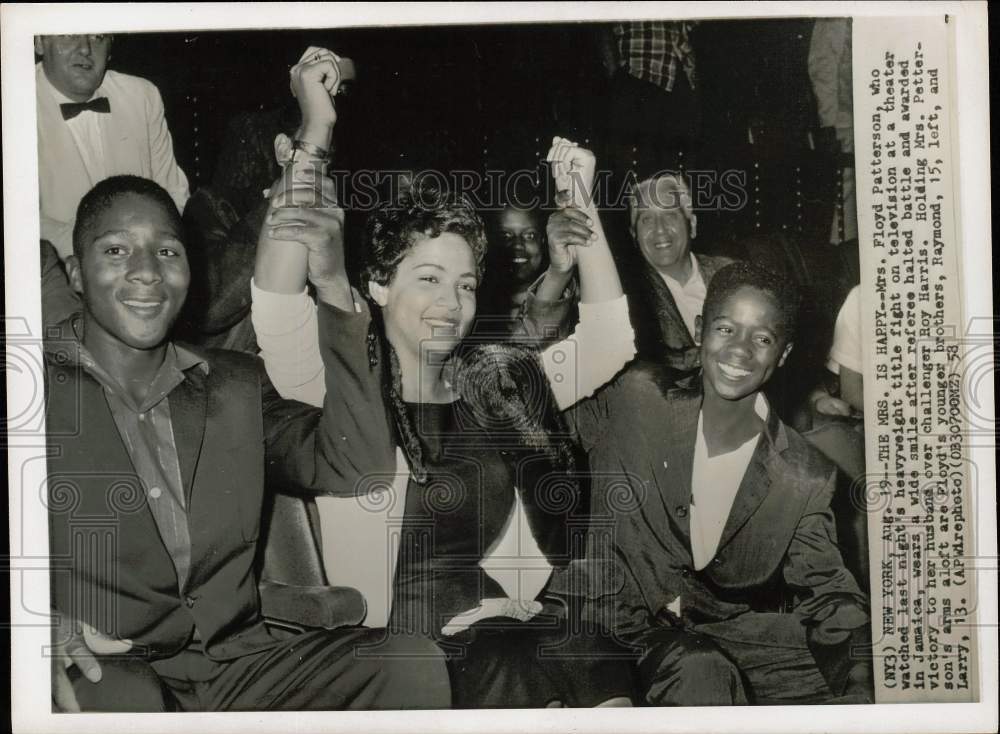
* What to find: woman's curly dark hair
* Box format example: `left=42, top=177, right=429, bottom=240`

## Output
left=361, top=181, right=489, bottom=292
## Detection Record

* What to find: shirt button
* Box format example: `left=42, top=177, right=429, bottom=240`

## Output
left=148, top=486, right=162, bottom=499
left=662, top=460, right=669, bottom=469
left=138, top=412, right=147, bottom=421
left=676, top=505, right=687, bottom=518
left=185, top=595, right=196, bottom=608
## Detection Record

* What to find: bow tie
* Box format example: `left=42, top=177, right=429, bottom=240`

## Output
left=60, top=97, right=111, bottom=120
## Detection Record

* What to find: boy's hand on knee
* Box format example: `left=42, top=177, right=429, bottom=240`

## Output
left=814, top=394, right=852, bottom=417
left=52, top=613, right=99, bottom=712
left=52, top=656, right=81, bottom=712
left=81, top=623, right=132, bottom=655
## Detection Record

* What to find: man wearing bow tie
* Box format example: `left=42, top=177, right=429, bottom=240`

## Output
left=35, top=34, right=190, bottom=260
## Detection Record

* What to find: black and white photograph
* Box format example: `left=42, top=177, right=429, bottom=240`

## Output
left=3, top=3, right=995, bottom=732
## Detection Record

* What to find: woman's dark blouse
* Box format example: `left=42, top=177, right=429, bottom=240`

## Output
left=391, top=400, right=518, bottom=636
left=272, top=302, right=573, bottom=639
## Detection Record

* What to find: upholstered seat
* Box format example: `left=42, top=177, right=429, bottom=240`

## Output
left=258, top=493, right=367, bottom=634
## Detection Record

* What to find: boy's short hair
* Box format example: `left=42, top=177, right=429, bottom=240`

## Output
left=72, top=175, right=183, bottom=262
left=703, top=261, right=801, bottom=340
left=363, top=180, right=488, bottom=288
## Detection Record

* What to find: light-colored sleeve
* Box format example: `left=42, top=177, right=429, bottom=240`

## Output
left=250, top=278, right=326, bottom=407
left=542, top=294, right=635, bottom=411
left=829, top=285, right=862, bottom=374
left=144, top=81, right=190, bottom=213
left=808, top=19, right=848, bottom=129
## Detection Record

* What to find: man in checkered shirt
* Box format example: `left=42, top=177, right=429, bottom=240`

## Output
left=599, top=21, right=702, bottom=178
left=611, top=21, right=698, bottom=93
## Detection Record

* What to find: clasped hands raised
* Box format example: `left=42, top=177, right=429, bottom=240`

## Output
left=265, top=47, right=607, bottom=293
left=545, top=136, right=600, bottom=276
left=263, top=46, right=348, bottom=296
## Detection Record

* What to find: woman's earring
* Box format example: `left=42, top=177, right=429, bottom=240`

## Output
left=367, top=327, right=379, bottom=368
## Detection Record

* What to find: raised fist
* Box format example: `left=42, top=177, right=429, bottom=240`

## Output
left=546, top=136, right=597, bottom=210
left=289, top=46, right=344, bottom=145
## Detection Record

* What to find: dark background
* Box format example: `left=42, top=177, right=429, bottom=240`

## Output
left=106, top=19, right=839, bottom=243
left=104, top=18, right=854, bottom=409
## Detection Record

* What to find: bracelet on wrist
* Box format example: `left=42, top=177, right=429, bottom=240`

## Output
left=284, top=156, right=328, bottom=176
left=284, top=152, right=329, bottom=178
left=292, top=139, right=330, bottom=161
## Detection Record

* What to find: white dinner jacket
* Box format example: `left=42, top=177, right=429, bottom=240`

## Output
left=36, top=63, right=190, bottom=259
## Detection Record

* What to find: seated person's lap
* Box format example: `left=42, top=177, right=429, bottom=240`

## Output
left=73, top=627, right=449, bottom=712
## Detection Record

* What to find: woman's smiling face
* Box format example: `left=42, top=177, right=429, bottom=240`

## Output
left=369, top=232, right=479, bottom=363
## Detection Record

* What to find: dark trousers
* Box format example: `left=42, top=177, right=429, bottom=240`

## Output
left=444, top=614, right=637, bottom=708
left=71, top=627, right=450, bottom=712
left=631, top=613, right=835, bottom=706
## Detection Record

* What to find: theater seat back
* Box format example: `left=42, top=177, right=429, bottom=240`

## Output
left=260, top=493, right=327, bottom=586
left=256, top=492, right=367, bottom=632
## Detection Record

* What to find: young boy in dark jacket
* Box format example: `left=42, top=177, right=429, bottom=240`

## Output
left=554, top=261, right=872, bottom=705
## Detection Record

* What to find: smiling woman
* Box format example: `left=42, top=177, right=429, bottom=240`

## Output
left=254, top=168, right=638, bottom=708
left=370, top=233, right=478, bottom=361
left=362, top=190, right=486, bottom=402
left=498, top=208, right=546, bottom=286
left=249, top=57, right=638, bottom=707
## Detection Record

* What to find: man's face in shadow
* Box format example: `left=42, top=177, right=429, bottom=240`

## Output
left=498, top=207, right=546, bottom=288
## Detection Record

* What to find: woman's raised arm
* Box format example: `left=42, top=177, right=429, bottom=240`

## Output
left=537, top=138, right=635, bottom=410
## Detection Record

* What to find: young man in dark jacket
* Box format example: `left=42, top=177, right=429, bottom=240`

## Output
left=46, top=174, right=450, bottom=712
